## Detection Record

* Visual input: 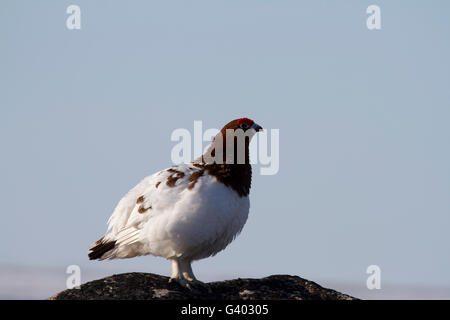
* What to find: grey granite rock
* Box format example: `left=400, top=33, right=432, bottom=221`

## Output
left=49, top=272, right=356, bottom=300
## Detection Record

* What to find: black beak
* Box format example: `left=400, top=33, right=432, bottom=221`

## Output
left=252, top=123, right=263, bottom=132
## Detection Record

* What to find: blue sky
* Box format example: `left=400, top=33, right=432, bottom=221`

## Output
left=1, top=1, right=449, bottom=299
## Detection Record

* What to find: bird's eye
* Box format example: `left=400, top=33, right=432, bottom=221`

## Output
left=241, top=123, right=249, bottom=129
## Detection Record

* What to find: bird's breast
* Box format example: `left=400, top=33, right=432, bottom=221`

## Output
left=142, top=173, right=250, bottom=260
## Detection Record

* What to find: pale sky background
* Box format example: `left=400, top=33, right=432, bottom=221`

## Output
left=1, top=1, right=449, bottom=299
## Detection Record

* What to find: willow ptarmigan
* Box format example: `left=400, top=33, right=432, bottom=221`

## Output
left=88, top=118, right=263, bottom=288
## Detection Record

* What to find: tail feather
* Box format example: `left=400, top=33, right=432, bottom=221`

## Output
left=88, top=238, right=116, bottom=260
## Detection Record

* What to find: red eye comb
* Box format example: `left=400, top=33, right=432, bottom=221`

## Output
left=237, top=118, right=254, bottom=126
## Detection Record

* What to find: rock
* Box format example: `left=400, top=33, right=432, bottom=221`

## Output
left=49, top=272, right=356, bottom=300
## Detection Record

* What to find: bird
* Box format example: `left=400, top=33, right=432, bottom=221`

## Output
left=88, top=118, right=263, bottom=289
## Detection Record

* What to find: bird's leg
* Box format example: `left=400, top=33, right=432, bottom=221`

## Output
left=169, top=259, right=181, bottom=280
left=168, top=259, right=192, bottom=289
left=180, top=260, right=211, bottom=292
left=168, top=259, right=210, bottom=292
left=180, top=259, right=196, bottom=281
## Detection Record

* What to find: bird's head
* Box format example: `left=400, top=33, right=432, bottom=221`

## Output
left=202, top=118, right=263, bottom=165
left=221, top=117, right=263, bottom=136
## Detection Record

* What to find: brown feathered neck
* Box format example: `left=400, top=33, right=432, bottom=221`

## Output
left=193, top=120, right=253, bottom=197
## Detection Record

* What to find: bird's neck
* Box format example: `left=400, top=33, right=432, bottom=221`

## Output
left=194, top=135, right=252, bottom=197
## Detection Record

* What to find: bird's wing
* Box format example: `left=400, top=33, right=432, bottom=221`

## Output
left=102, top=164, right=200, bottom=247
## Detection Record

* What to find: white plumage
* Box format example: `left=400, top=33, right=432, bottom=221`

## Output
left=89, top=118, right=262, bottom=288
left=100, top=163, right=249, bottom=260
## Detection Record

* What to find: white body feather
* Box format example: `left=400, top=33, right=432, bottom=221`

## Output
left=96, top=163, right=250, bottom=261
